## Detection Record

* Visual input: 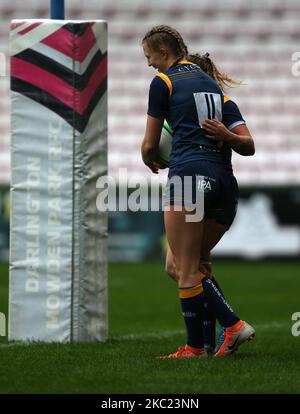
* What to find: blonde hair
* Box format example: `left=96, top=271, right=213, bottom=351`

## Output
left=142, top=26, right=241, bottom=92
left=188, top=53, right=242, bottom=92
left=142, top=25, right=188, bottom=63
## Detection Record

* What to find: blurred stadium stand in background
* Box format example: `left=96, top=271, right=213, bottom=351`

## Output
left=1, top=0, right=300, bottom=261
left=0, top=0, right=300, bottom=185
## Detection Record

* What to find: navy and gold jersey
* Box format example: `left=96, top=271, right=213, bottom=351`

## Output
left=147, top=60, right=245, bottom=168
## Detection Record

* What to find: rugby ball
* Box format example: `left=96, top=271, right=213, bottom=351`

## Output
left=159, top=121, right=173, bottom=166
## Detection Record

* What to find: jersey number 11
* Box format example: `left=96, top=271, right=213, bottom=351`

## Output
left=193, top=92, right=222, bottom=127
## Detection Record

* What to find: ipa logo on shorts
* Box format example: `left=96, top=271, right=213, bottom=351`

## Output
left=197, top=177, right=214, bottom=192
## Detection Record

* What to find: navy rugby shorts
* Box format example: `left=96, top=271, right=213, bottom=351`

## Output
left=163, top=160, right=239, bottom=230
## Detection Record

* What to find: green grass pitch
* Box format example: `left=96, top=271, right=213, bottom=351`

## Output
left=0, top=260, right=300, bottom=394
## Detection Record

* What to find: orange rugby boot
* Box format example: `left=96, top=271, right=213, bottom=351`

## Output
left=214, top=320, right=255, bottom=357
left=158, top=344, right=207, bottom=359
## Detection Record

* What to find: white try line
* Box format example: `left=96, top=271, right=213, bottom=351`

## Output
left=111, top=322, right=291, bottom=342
left=0, top=322, right=291, bottom=348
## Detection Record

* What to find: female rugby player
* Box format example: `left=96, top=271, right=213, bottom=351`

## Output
left=141, top=25, right=255, bottom=358
left=164, top=52, right=254, bottom=354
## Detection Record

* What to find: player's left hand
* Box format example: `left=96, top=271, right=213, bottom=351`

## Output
left=203, top=119, right=230, bottom=142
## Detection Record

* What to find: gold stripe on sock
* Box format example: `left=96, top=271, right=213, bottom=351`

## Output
left=179, top=283, right=203, bottom=299
left=199, top=271, right=207, bottom=281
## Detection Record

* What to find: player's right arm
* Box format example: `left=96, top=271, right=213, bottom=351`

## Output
left=141, top=115, right=165, bottom=173
left=142, top=76, right=169, bottom=173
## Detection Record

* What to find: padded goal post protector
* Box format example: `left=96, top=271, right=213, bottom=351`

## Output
left=9, top=20, right=108, bottom=342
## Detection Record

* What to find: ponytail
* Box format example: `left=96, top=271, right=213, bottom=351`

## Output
left=188, top=52, right=242, bottom=92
